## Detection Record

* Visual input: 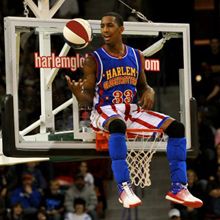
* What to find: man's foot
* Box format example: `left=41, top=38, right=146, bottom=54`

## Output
left=118, top=182, right=142, bottom=208
left=165, top=183, right=203, bottom=208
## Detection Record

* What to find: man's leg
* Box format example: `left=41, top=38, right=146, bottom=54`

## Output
left=164, top=120, right=203, bottom=208
left=108, top=119, right=141, bottom=208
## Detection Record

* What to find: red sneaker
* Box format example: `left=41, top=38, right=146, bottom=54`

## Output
left=165, top=183, right=203, bottom=208
left=118, top=182, right=142, bottom=208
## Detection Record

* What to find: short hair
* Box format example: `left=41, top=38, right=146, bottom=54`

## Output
left=74, top=198, right=86, bottom=207
left=102, top=12, right=124, bottom=27
left=75, top=173, right=85, bottom=180
left=22, top=173, right=33, bottom=181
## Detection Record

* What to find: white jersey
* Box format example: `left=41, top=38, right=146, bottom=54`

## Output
left=64, top=212, right=91, bottom=220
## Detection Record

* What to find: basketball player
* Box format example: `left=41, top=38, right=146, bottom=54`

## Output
left=66, top=12, right=203, bottom=209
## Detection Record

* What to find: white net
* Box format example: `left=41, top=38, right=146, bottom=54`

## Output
left=126, top=129, right=166, bottom=188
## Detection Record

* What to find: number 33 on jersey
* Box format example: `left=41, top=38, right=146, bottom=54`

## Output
left=91, top=45, right=141, bottom=108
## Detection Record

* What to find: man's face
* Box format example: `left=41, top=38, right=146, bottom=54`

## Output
left=75, top=178, right=85, bottom=190
left=50, top=182, right=60, bottom=194
left=210, top=38, right=220, bottom=51
left=75, top=204, right=85, bottom=214
left=100, top=16, right=124, bottom=46
left=13, top=204, right=23, bottom=215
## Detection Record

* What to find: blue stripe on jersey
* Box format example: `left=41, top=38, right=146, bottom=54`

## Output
left=91, top=45, right=141, bottom=109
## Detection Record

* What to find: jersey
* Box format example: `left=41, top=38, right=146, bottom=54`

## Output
left=64, top=212, right=91, bottom=220
left=91, top=45, right=141, bottom=109
left=90, top=45, right=170, bottom=131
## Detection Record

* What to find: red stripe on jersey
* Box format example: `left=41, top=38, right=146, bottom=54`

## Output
left=96, top=106, right=102, bottom=114
left=130, top=117, right=156, bottom=128
left=90, top=124, right=101, bottom=131
left=101, top=112, right=109, bottom=120
left=124, top=104, right=131, bottom=121
left=96, top=84, right=105, bottom=109
left=147, top=111, right=165, bottom=119
left=111, top=105, right=118, bottom=114
left=97, top=106, right=109, bottom=120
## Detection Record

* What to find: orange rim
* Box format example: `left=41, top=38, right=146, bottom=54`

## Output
left=97, top=128, right=163, bottom=135
left=95, top=128, right=164, bottom=151
left=126, top=128, right=163, bottom=134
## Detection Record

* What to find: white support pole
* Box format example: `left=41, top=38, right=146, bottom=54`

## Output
left=52, top=98, right=73, bottom=115
left=49, top=0, right=66, bottom=18
left=16, top=32, right=20, bottom=84
left=38, top=0, right=50, bottom=19
left=39, top=31, right=54, bottom=133
left=72, top=94, right=95, bottom=140
left=72, top=95, right=79, bottom=132
left=182, top=27, right=192, bottom=148
left=20, top=120, right=41, bottom=136
left=20, top=98, right=73, bottom=136
left=25, top=0, right=66, bottom=19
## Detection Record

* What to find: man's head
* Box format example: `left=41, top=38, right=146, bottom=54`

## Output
left=210, top=37, right=220, bottom=53
left=74, top=198, right=86, bottom=214
left=79, top=161, right=88, bottom=174
left=12, top=203, right=23, bottom=215
left=74, top=173, right=85, bottom=190
left=102, top=12, right=124, bottom=27
left=168, top=208, right=181, bottom=219
left=100, top=12, right=124, bottom=46
left=49, top=179, right=60, bottom=194
left=22, top=173, right=34, bottom=186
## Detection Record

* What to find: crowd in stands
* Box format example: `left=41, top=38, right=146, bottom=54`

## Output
left=0, top=160, right=111, bottom=220
left=168, top=37, right=220, bottom=220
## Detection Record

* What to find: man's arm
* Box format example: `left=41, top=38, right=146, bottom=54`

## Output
left=66, top=55, right=96, bottom=107
left=137, top=51, right=155, bottom=110
left=86, top=186, right=98, bottom=211
left=64, top=188, right=75, bottom=212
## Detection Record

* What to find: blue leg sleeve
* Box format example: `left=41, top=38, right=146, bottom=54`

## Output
left=108, top=133, right=130, bottom=184
left=166, top=137, right=187, bottom=184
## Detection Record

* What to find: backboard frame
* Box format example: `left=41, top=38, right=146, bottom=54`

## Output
left=2, top=16, right=198, bottom=157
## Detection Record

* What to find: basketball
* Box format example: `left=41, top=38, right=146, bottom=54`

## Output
left=63, top=18, right=92, bottom=49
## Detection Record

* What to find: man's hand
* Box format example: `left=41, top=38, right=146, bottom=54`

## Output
left=65, top=76, right=87, bottom=96
left=65, top=75, right=94, bottom=107
left=138, top=88, right=155, bottom=110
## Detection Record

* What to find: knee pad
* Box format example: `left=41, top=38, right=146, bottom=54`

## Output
left=165, top=120, right=185, bottom=138
left=109, top=119, right=126, bottom=134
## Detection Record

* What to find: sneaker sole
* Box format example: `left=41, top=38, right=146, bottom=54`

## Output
left=165, top=195, right=203, bottom=208
left=118, top=198, right=142, bottom=208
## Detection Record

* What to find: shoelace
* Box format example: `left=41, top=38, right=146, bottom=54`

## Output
left=171, top=183, right=188, bottom=194
left=182, top=184, right=188, bottom=190
left=122, top=182, right=134, bottom=197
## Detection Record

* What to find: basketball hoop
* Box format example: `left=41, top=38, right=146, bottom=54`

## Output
left=126, top=129, right=165, bottom=188
left=96, top=128, right=166, bottom=188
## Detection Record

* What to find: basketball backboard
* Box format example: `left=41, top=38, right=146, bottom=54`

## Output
left=1, top=17, right=198, bottom=158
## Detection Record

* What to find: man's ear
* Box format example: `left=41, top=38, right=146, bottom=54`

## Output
left=120, top=26, right=124, bottom=34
